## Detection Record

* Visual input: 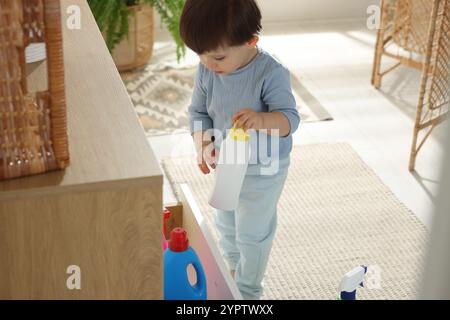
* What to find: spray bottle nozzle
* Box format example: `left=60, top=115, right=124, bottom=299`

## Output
left=338, top=265, right=368, bottom=300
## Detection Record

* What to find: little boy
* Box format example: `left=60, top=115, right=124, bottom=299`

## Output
left=180, top=0, right=300, bottom=299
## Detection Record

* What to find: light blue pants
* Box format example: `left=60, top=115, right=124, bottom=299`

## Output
left=214, top=156, right=290, bottom=300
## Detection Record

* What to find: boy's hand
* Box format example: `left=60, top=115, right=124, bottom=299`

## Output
left=198, top=143, right=218, bottom=174
left=233, top=109, right=292, bottom=137
left=232, top=108, right=264, bottom=131
left=192, top=131, right=219, bottom=175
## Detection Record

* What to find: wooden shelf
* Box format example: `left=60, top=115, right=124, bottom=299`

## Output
left=0, top=0, right=163, bottom=299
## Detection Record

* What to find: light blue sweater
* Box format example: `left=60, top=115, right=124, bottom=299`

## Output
left=188, top=47, right=300, bottom=165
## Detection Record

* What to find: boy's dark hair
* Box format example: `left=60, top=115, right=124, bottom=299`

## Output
left=180, top=0, right=262, bottom=54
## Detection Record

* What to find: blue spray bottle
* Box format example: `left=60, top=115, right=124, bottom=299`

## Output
left=164, top=227, right=207, bottom=300
left=338, top=265, right=367, bottom=300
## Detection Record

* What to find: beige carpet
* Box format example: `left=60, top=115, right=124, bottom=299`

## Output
left=122, top=44, right=332, bottom=137
left=161, top=143, right=429, bottom=300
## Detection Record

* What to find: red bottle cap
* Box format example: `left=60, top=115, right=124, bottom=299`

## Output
left=169, top=227, right=189, bottom=252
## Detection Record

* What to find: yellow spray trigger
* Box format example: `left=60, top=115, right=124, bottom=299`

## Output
left=229, top=123, right=250, bottom=141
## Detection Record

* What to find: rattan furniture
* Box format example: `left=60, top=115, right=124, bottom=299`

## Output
left=0, top=0, right=69, bottom=180
left=372, top=0, right=450, bottom=171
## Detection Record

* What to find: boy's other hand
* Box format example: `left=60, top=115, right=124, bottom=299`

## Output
left=198, top=144, right=218, bottom=174
left=232, top=108, right=264, bottom=131
left=192, top=131, right=219, bottom=174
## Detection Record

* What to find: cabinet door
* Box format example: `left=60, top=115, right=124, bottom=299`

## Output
left=179, top=183, right=242, bottom=300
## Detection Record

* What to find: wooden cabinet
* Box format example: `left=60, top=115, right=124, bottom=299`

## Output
left=0, top=0, right=163, bottom=299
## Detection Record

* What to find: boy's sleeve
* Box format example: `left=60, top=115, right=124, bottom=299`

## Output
left=188, top=64, right=213, bottom=133
left=261, top=65, right=301, bottom=136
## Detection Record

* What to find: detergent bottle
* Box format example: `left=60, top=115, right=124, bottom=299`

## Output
left=209, top=124, right=251, bottom=211
left=162, top=208, right=171, bottom=251
left=338, top=265, right=367, bottom=300
left=164, top=227, right=207, bottom=300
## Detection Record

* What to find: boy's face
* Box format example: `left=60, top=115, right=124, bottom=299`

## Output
left=199, top=42, right=257, bottom=76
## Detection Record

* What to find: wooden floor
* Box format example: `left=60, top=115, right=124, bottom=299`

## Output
left=150, top=19, right=448, bottom=229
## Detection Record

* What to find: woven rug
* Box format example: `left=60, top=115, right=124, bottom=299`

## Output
left=161, top=142, right=429, bottom=300
left=122, top=45, right=332, bottom=137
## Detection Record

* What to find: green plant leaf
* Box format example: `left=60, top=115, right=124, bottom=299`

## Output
left=88, top=0, right=186, bottom=62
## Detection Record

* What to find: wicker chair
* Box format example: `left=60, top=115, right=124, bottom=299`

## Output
left=371, top=0, right=449, bottom=171
left=0, top=0, right=69, bottom=180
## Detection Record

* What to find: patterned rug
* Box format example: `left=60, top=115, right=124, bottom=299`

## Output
left=122, top=44, right=333, bottom=137
left=161, top=143, right=429, bottom=300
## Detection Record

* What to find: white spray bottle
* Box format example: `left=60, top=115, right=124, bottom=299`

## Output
left=338, top=265, right=367, bottom=300
left=208, top=124, right=251, bottom=211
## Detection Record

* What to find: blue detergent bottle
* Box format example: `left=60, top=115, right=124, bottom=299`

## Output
left=164, top=227, right=207, bottom=300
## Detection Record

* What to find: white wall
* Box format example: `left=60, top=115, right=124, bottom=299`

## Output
left=154, top=0, right=381, bottom=39
left=257, top=0, right=380, bottom=23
